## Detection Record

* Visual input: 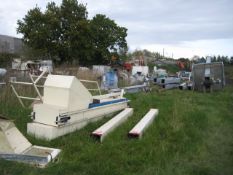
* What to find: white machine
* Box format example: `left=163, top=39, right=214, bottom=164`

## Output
left=25, top=74, right=129, bottom=140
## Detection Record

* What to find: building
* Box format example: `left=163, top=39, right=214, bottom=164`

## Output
left=0, top=34, right=23, bottom=54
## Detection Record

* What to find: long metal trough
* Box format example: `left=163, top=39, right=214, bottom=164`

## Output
left=128, top=109, right=159, bottom=138
left=92, top=108, right=133, bottom=142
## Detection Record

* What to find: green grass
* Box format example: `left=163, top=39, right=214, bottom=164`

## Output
left=0, top=73, right=233, bottom=174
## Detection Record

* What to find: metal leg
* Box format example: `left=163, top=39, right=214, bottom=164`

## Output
left=11, top=85, right=25, bottom=108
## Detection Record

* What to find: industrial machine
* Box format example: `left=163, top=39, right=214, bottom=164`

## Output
left=153, top=67, right=168, bottom=84
left=192, top=57, right=225, bottom=92
left=11, top=71, right=129, bottom=140
left=155, top=76, right=181, bottom=89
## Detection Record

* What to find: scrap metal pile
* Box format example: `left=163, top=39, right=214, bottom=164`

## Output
left=153, top=57, right=225, bottom=92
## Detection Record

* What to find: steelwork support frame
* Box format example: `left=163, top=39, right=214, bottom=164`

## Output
left=10, top=70, right=47, bottom=108
left=79, top=79, right=101, bottom=95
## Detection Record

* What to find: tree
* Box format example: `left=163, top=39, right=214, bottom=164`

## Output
left=212, top=55, right=217, bottom=62
left=59, top=0, right=90, bottom=63
left=17, top=0, right=128, bottom=66
left=43, top=2, right=61, bottom=59
left=17, top=0, right=89, bottom=63
left=90, top=14, right=128, bottom=65
left=230, top=56, right=233, bottom=64
left=143, top=49, right=152, bottom=57
left=17, top=7, right=48, bottom=54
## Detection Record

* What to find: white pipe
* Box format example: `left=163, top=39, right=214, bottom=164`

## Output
left=10, top=82, right=33, bottom=85
left=96, top=81, right=101, bottom=95
left=29, top=74, right=43, bottom=101
left=11, top=85, right=25, bottom=108
left=87, top=89, right=101, bottom=91
left=120, top=89, right=124, bottom=98
left=31, top=75, right=47, bottom=79
left=34, top=70, right=47, bottom=84
left=18, top=96, right=40, bottom=101
left=80, top=79, right=98, bottom=83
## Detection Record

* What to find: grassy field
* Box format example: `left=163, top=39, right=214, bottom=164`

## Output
left=0, top=66, right=233, bottom=175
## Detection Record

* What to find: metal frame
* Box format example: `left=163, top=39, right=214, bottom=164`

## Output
left=10, top=70, right=47, bottom=108
left=0, top=82, right=6, bottom=85
left=11, top=70, right=101, bottom=107
left=79, top=79, right=101, bottom=95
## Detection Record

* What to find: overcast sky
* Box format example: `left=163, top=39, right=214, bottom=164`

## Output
left=0, top=0, right=233, bottom=58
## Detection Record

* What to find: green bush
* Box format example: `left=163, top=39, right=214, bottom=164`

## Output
left=0, top=53, right=19, bottom=68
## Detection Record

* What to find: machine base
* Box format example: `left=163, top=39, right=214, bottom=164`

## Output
left=28, top=102, right=128, bottom=140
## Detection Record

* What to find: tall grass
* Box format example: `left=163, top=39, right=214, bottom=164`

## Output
left=0, top=67, right=233, bottom=175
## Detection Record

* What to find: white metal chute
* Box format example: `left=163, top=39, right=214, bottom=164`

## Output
left=128, top=109, right=159, bottom=138
left=92, top=108, right=133, bottom=142
left=43, top=75, right=93, bottom=111
left=0, top=119, right=32, bottom=154
left=0, top=118, right=61, bottom=167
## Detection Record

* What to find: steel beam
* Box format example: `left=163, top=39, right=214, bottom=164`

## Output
left=92, top=108, right=133, bottom=142
left=128, top=109, right=158, bottom=138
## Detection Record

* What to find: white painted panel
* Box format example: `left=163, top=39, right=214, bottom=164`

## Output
left=33, top=103, right=66, bottom=126
left=0, top=118, right=61, bottom=167
left=44, top=75, right=73, bottom=88
left=5, top=127, right=32, bottom=154
left=44, top=87, right=70, bottom=107
left=92, top=108, right=133, bottom=142
left=28, top=102, right=128, bottom=140
left=129, top=109, right=158, bottom=138
left=43, top=75, right=92, bottom=111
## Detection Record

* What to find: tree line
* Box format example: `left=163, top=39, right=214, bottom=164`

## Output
left=17, top=0, right=128, bottom=66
